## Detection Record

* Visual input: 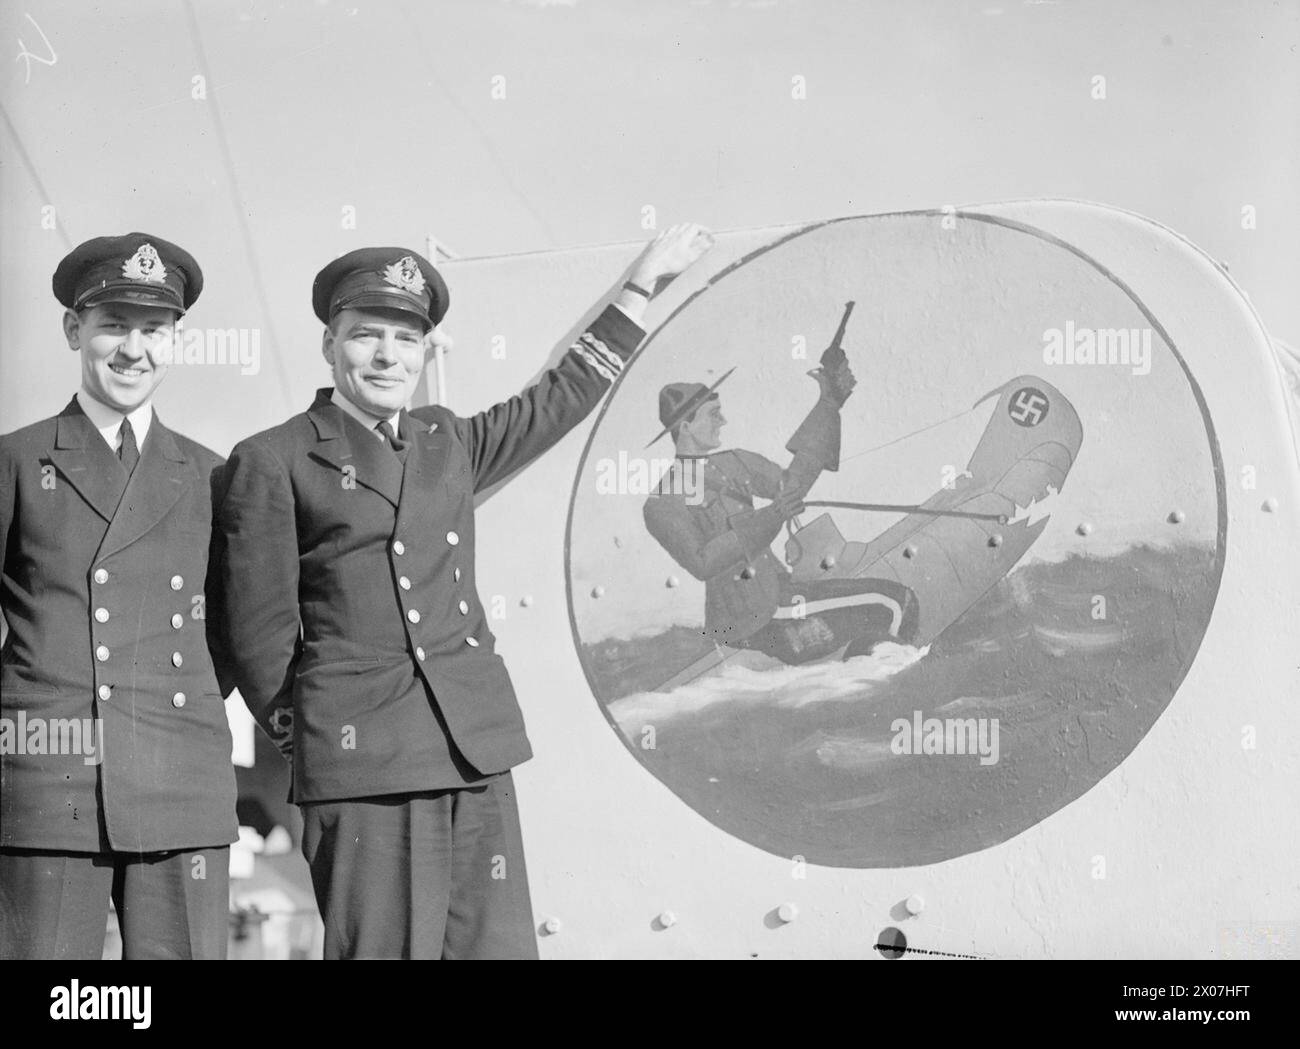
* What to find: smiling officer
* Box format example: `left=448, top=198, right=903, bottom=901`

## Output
left=0, top=233, right=238, bottom=959
left=214, top=224, right=714, bottom=959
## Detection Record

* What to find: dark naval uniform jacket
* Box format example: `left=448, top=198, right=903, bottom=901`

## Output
left=0, top=398, right=239, bottom=853
left=643, top=394, right=841, bottom=646
left=213, top=304, right=644, bottom=803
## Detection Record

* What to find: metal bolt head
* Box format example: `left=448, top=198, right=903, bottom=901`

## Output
left=905, top=894, right=925, bottom=916
left=988, top=533, right=1002, bottom=548
left=591, top=585, right=605, bottom=599
left=543, top=917, right=561, bottom=935
left=1168, top=510, right=1185, bottom=524
left=666, top=575, right=680, bottom=588
left=820, top=555, right=836, bottom=570
left=658, top=910, right=677, bottom=928
left=903, top=545, right=917, bottom=559
left=777, top=903, right=798, bottom=923
left=1076, top=522, right=1092, bottom=536
left=740, top=565, right=755, bottom=580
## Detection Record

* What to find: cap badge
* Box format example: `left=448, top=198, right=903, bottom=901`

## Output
left=121, top=243, right=167, bottom=284
left=382, top=256, right=426, bottom=294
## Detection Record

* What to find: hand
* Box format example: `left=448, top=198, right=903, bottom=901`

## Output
left=629, top=223, right=715, bottom=290
left=811, top=357, right=857, bottom=406
left=769, top=484, right=806, bottom=521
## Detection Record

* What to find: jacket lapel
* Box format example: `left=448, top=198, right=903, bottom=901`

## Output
left=396, top=412, right=451, bottom=525
left=97, top=414, right=193, bottom=559
left=47, top=399, right=129, bottom=524
left=306, top=391, right=404, bottom=508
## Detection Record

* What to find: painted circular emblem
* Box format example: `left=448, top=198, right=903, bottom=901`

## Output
left=565, top=213, right=1224, bottom=868
left=1007, top=386, right=1049, bottom=427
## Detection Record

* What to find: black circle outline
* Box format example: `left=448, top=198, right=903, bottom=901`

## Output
left=562, top=209, right=1228, bottom=868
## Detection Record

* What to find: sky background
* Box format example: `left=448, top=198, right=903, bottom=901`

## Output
left=1, top=0, right=1296, bottom=436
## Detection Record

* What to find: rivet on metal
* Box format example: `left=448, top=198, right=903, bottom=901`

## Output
left=903, top=545, right=917, bottom=559
left=591, top=585, right=605, bottom=599
left=543, top=917, right=562, bottom=935
left=905, top=894, right=925, bottom=916
left=776, top=903, right=798, bottom=924
left=987, top=534, right=1002, bottom=548
left=520, top=594, right=534, bottom=607
left=1262, top=498, right=1278, bottom=513
left=658, top=910, right=677, bottom=928
left=1168, top=510, right=1185, bottom=524
left=1076, top=522, right=1092, bottom=536
left=821, top=556, right=836, bottom=570
left=666, top=575, right=680, bottom=588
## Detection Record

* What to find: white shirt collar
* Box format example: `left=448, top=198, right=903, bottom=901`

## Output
left=75, top=388, right=153, bottom=452
left=330, top=388, right=401, bottom=441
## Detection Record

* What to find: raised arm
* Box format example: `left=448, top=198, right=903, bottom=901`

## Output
left=450, top=224, right=715, bottom=492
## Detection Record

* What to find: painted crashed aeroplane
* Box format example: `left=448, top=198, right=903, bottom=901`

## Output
left=785, top=374, right=1084, bottom=646
left=654, top=370, right=1083, bottom=691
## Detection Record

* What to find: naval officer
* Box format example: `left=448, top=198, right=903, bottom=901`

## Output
left=0, top=234, right=238, bottom=959
left=213, top=223, right=714, bottom=958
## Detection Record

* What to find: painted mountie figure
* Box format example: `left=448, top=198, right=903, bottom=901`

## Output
left=0, top=234, right=238, bottom=960
left=643, top=314, right=918, bottom=667
left=213, top=224, right=715, bottom=959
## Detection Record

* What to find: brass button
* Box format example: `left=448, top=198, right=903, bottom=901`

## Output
left=407, top=609, right=421, bottom=624
left=446, top=531, right=459, bottom=546
left=95, top=645, right=110, bottom=662
left=399, top=577, right=411, bottom=590
left=170, top=575, right=183, bottom=590
left=171, top=613, right=184, bottom=629
left=172, top=652, right=183, bottom=668
left=458, top=600, right=469, bottom=615
left=465, top=636, right=479, bottom=647
left=98, top=684, right=112, bottom=701
left=172, top=692, right=186, bottom=709
left=94, top=568, right=108, bottom=585
left=415, top=646, right=426, bottom=661
left=94, top=607, right=110, bottom=623
left=392, top=540, right=406, bottom=556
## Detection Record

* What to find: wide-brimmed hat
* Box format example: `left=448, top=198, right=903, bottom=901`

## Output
left=646, top=367, right=734, bottom=446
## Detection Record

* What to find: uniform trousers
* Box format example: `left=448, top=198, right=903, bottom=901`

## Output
left=300, top=772, right=538, bottom=960
left=0, top=846, right=230, bottom=959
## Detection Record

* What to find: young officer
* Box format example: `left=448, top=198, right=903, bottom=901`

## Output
left=0, top=233, right=238, bottom=959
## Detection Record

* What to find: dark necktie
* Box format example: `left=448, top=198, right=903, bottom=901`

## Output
left=375, top=419, right=408, bottom=464
left=118, top=417, right=140, bottom=476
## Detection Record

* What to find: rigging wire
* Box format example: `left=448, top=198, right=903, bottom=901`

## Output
left=0, top=101, right=74, bottom=251
left=181, top=0, right=295, bottom=413
left=392, top=0, right=559, bottom=246
left=839, top=403, right=978, bottom=466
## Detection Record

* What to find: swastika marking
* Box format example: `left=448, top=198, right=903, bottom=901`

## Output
left=1008, top=387, right=1050, bottom=427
